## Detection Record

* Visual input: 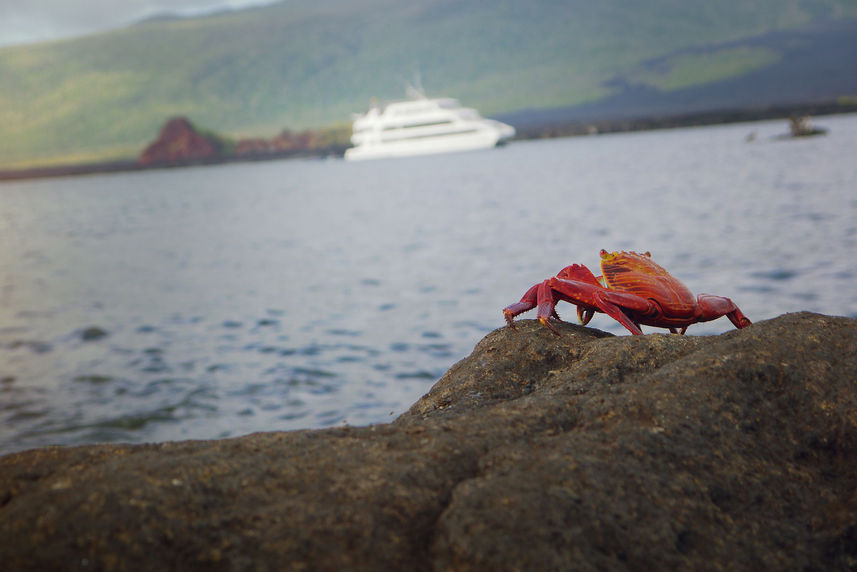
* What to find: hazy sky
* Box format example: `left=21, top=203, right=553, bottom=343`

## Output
left=0, top=0, right=279, bottom=47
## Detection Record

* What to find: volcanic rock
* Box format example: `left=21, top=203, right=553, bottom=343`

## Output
left=1, top=312, right=855, bottom=570
left=80, top=326, right=109, bottom=341
left=139, top=117, right=221, bottom=165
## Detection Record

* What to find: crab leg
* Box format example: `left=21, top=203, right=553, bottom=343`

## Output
left=504, top=280, right=565, bottom=331
left=593, top=291, right=645, bottom=335
left=696, top=294, right=752, bottom=329
left=503, top=283, right=539, bottom=329
left=535, top=280, right=563, bottom=334
left=549, top=279, right=655, bottom=335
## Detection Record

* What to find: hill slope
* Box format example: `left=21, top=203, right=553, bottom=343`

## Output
left=1, top=0, right=856, bottom=167
left=498, top=19, right=857, bottom=128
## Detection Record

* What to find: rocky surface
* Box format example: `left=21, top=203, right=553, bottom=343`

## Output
left=234, top=129, right=322, bottom=157
left=1, top=312, right=856, bottom=570
left=138, top=117, right=222, bottom=165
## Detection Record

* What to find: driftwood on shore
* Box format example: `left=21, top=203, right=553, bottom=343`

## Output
left=1, top=312, right=856, bottom=570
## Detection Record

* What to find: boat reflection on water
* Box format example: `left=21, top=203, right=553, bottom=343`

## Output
left=344, top=90, right=515, bottom=161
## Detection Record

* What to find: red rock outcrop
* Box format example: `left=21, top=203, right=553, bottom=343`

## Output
left=139, top=117, right=221, bottom=165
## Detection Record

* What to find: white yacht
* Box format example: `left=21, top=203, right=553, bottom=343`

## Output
left=344, top=92, right=515, bottom=161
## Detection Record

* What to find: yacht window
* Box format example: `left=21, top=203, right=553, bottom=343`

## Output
left=382, top=120, right=453, bottom=131
left=380, top=128, right=479, bottom=142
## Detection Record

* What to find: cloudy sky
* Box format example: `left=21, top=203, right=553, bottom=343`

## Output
left=0, top=0, right=279, bottom=47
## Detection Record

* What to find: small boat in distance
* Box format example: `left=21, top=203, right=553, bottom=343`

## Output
left=344, top=89, right=515, bottom=161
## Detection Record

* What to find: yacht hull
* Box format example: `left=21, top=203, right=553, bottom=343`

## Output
left=344, top=126, right=507, bottom=161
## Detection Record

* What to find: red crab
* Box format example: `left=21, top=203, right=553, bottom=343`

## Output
left=503, top=250, right=752, bottom=335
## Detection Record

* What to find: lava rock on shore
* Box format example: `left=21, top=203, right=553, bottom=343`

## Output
left=138, top=117, right=222, bottom=165
left=1, top=312, right=855, bottom=570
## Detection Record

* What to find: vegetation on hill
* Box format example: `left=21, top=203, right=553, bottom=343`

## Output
left=1, top=0, right=856, bottom=168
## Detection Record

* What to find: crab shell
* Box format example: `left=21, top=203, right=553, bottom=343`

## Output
left=597, top=250, right=698, bottom=319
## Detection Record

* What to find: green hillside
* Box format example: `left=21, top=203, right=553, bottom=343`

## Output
left=1, top=0, right=856, bottom=168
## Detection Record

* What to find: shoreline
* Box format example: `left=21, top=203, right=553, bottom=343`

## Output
left=2, top=101, right=855, bottom=182
left=508, top=99, right=857, bottom=139
left=0, top=146, right=349, bottom=183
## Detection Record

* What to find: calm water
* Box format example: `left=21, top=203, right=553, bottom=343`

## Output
left=2, top=115, right=856, bottom=455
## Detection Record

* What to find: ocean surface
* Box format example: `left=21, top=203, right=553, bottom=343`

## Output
left=2, top=114, right=856, bottom=455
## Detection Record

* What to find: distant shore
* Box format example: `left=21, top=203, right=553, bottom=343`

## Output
left=507, top=99, right=857, bottom=139
left=2, top=101, right=855, bottom=183
left=0, top=146, right=349, bottom=183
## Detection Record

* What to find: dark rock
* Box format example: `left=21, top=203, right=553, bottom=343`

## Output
left=1, top=312, right=856, bottom=570
left=80, top=326, right=109, bottom=341
left=72, top=375, right=113, bottom=384
left=787, top=115, right=828, bottom=138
